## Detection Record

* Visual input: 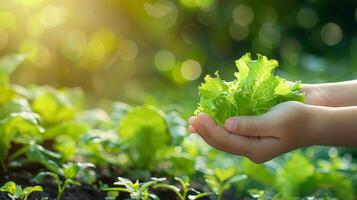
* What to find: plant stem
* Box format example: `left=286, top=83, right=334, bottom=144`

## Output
left=56, top=185, right=64, bottom=200
left=217, top=190, right=223, bottom=200
left=0, top=160, right=6, bottom=172
left=8, top=146, right=28, bottom=161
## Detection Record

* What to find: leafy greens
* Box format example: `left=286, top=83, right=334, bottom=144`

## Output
left=195, top=53, right=305, bottom=125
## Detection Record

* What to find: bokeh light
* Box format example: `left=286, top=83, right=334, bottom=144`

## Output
left=144, top=0, right=173, bottom=18
left=259, top=23, right=281, bottom=48
left=19, top=39, right=39, bottom=63
left=0, top=0, right=354, bottom=114
left=280, top=37, right=301, bottom=66
left=26, top=15, right=44, bottom=37
left=232, top=4, right=254, bottom=26
left=67, top=30, right=88, bottom=53
left=0, top=29, right=9, bottom=50
left=0, top=11, right=16, bottom=30
left=11, top=0, right=43, bottom=7
left=297, top=7, right=319, bottom=29
left=257, top=7, right=277, bottom=24
left=145, top=0, right=178, bottom=29
left=154, top=50, right=176, bottom=71
left=39, top=6, right=64, bottom=29
left=34, top=45, right=51, bottom=68
left=180, top=0, right=216, bottom=10
left=180, top=59, right=202, bottom=81
left=229, top=22, right=249, bottom=41
left=118, top=40, right=138, bottom=62
left=321, top=22, right=343, bottom=46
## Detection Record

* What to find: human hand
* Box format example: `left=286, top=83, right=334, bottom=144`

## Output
left=301, top=84, right=330, bottom=106
left=188, top=101, right=325, bottom=163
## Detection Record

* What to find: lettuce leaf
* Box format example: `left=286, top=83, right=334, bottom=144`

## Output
left=195, top=53, right=305, bottom=125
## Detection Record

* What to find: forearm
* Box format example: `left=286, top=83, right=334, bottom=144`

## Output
left=304, top=80, right=357, bottom=107
left=310, top=106, right=357, bottom=147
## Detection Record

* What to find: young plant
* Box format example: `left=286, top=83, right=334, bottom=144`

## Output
left=204, top=168, right=247, bottom=200
left=248, top=189, right=267, bottom=200
left=195, top=53, right=305, bottom=125
left=102, top=177, right=166, bottom=200
left=33, top=162, right=95, bottom=200
left=153, top=176, right=211, bottom=200
left=0, top=181, right=42, bottom=200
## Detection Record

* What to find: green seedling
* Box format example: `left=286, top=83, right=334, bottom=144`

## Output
left=33, top=162, right=95, bottom=200
left=249, top=189, right=267, bottom=200
left=205, top=168, right=247, bottom=200
left=0, top=181, right=42, bottom=200
left=153, top=176, right=211, bottom=200
left=102, top=177, right=166, bottom=200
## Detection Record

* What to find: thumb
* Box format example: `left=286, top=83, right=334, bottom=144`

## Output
left=224, top=115, right=273, bottom=137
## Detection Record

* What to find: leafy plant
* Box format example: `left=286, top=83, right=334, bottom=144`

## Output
left=33, top=162, right=95, bottom=200
left=205, top=167, right=247, bottom=200
left=0, top=54, right=26, bottom=104
left=0, top=112, right=43, bottom=169
left=0, top=181, right=42, bottom=200
left=153, top=176, right=211, bottom=200
left=195, top=53, right=305, bottom=125
left=102, top=177, right=166, bottom=200
left=117, top=105, right=171, bottom=170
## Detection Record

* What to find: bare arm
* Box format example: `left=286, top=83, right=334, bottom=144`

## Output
left=312, top=106, right=357, bottom=147
left=303, top=80, right=357, bottom=107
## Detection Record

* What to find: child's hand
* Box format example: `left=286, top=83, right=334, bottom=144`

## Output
left=188, top=101, right=323, bottom=163
left=302, top=84, right=330, bottom=106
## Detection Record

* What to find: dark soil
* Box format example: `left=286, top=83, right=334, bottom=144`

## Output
left=0, top=149, right=211, bottom=200
left=0, top=168, right=211, bottom=200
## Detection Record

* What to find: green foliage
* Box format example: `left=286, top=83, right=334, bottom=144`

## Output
left=31, top=86, right=83, bottom=124
left=195, top=53, right=305, bottom=125
left=0, top=181, right=42, bottom=200
left=33, top=162, right=94, bottom=200
left=0, top=54, right=25, bottom=104
left=0, top=53, right=355, bottom=199
left=241, top=158, right=275, bottom=186
left=103, top=177, right=166, bottom=200
left=154, top=177, right=211, bottom=200
left=276, top=153, right=315, bottom=197
left=118, top=106, right=171, bottom=170
left=205, top=167, right=247, bottom=200
left=0, top=111, right=43, bottom=168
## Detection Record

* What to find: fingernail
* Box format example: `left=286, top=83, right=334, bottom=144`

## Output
left=188, top=117, right=197, bottom=125
left=226, top=119, right=237, bottom=132
left=197, top=112, right=207, bottom=119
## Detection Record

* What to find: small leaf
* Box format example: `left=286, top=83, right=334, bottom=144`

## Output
left=188, top=192, right=213, bottom=200
left=33, top=171, right=60, bottom=185
left=22, top=185, right=43, bottom=199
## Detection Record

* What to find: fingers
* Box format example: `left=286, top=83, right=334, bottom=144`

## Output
left=189, top=113, right=273, bottom=157
left=224, top=115, right=276, bottom=137
left=188, top=117, right=198, bottom=133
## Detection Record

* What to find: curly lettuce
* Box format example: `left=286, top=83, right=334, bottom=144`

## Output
left=195, top=53, right=305, bottom=125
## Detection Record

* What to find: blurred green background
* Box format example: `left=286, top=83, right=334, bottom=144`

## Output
left=0, top=0, right=356, bottom=116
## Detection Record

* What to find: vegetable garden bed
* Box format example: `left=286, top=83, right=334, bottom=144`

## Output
left=0, top=54, right=356, bottom=200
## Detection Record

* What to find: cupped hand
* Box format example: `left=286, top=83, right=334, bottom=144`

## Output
left=188, top=101, right=321, bottom=163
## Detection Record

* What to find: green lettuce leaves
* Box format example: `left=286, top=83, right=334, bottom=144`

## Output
left=195, top=53, right=305, bottom=125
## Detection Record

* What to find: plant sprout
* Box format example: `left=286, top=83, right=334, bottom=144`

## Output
left=153, top=176, right=212, bottom=200
left=33, top=162, right=95, bottom=200
left=0, top=181, right=42, bottom=200
left=102, top=177, right=166, bottom=200
left=205, top=168, right=247, bottom=200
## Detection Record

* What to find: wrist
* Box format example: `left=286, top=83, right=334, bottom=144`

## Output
left=303, top=105, right=332, bottom=146
left=302, top=84, right=331, bottom=106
